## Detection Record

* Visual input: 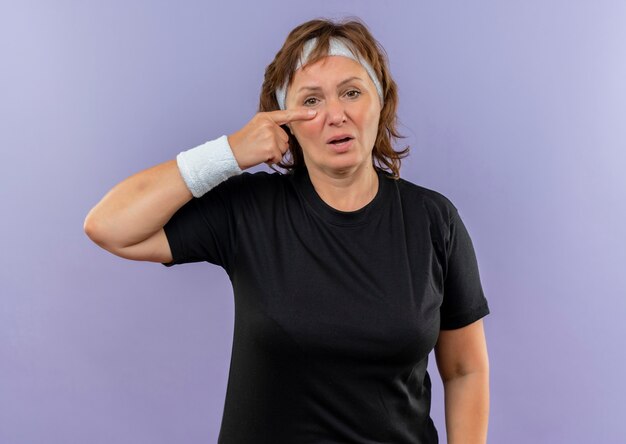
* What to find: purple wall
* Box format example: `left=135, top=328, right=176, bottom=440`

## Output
left=2, top=1, right=625, bottom=442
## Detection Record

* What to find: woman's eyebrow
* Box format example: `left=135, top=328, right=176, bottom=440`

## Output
left=296, top=76, right=365, bottom=94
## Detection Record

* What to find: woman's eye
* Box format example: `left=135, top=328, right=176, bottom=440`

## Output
left=303, top=90, right=360, bottom=106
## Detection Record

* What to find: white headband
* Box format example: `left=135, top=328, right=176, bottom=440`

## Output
left=275, top=36, right=384, bottom=111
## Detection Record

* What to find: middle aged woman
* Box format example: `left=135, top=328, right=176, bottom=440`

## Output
left=84, top=16, right=491, bottom=444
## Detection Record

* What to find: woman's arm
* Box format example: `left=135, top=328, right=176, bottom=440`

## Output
left=83, top=159, right=193, bottom=261
left=434, top=318, right=490, bottom=444
left=83, top=108, right=317, bottom=262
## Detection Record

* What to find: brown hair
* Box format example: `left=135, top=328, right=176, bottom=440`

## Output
left=258, top=17, right=409, bottom=179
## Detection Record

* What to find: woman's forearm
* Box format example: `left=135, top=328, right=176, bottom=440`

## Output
left=84, top=159, right=192, bottom=249
left=443, top=370, right=490, bottom=444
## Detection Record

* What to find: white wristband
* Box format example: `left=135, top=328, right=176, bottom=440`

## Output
left=176, top=135, right=242, bottom=198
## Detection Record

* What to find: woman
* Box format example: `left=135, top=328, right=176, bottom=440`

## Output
left=84, top=17, right=490, bottom=444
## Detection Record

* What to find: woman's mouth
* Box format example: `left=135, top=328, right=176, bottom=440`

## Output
left=327, top=136, right=354, bottom=153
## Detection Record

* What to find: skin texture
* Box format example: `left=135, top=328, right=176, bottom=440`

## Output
left=435, top=319, right=490, bottom=443
left=228, top=108, right=318, bottom=170
left=285, top=56, right=382, bottom=211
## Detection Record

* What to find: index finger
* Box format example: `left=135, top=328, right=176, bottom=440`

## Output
left=267, top=108, right=317, bottom=125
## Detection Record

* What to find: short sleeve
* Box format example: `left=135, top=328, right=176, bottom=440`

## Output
left=161, top=173, right=245, bottom=272
left=439, top=207, right=490, bottom=330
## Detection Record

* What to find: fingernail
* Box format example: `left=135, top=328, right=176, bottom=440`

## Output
left=307, top=110, right=316, bottom=116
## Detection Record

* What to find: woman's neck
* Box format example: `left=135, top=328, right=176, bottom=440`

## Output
left=306, top=163, right=379, bottom=212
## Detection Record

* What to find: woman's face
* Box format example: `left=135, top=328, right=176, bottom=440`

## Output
left=285, top=56, right=382, bottom=176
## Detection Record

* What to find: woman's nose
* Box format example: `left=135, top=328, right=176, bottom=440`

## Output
left=325, top=98, right=347, bottom=125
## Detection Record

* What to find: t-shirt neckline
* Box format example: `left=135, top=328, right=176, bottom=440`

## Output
left=293, top=166, right=392, bottom=227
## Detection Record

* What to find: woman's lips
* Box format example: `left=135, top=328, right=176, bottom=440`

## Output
left=327, top=138, right=353, bottom=153
left=326, top=134, right=354, bottom=144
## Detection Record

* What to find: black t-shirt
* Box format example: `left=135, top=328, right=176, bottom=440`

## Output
left=162, top=166, right=490, bottom=443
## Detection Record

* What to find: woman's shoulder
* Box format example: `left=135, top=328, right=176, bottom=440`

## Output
left=192, top=170, right=287, bottom=206
left=216, top=169, right=288, bottom=189
left=239, top=169, right=290, bottom=181
left=393, top=174, right=459, bottom=219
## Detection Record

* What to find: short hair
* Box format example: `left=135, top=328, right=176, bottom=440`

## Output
left=258, top=17, right=409, bottom=179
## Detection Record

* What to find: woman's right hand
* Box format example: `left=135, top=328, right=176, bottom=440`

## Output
left=227, top=108, right=317, bottom=170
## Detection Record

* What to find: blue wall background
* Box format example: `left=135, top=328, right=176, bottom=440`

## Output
left=2, top=1, right=625, bottom=442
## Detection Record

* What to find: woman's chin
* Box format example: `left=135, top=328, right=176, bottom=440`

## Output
left=320, top=155, right=371, bottom=175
